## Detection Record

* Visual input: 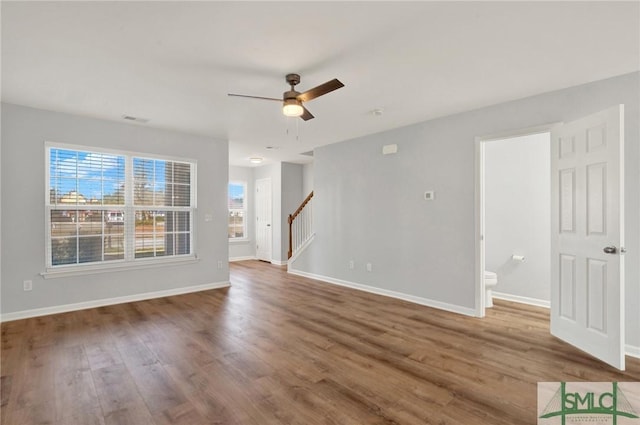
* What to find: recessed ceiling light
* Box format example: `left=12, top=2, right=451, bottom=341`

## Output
left=249, top=157, right=263, bottom=164
left=370, top=108, right=384, bottom=116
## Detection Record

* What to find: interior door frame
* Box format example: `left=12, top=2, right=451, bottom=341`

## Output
left=474, top=123, right=560, bottom=317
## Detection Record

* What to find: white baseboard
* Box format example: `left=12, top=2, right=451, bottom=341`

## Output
left=492, top=291, right=550, bottom=309
left=626, top=344, right=640, bottom=359
left=287, top=269, right=476, bottom=317
left=229, top=257, right=285, bottom=266
left=229, top=256, right=256, bottom=262
left=0, top=281, right=230, bottom=322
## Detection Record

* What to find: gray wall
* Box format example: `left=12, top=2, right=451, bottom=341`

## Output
left=302, top=163, right=314, bottom=196
left=1, top=103, right=229, bottom=315
left=485, top=133, right=551, bottom=303
left=291, top=72, right=640, bottom=348
left=229, top=166, right=256, bottom=260
left=0, top=104, right=3, bottom=316
left=281, top=163, right=304, bottom=261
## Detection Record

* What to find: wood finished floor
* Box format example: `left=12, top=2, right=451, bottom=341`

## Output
left=2, top=260, right=639, bottom=425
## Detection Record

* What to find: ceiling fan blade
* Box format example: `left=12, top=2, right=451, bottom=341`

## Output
left=228, top=93, right=282, bottom=102
left=297, top=79, right=344, bottom=102
left=300, top=106, right=314, bottom=121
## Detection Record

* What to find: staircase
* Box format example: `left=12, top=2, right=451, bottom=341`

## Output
left=288, top=191, right=314, bottom=260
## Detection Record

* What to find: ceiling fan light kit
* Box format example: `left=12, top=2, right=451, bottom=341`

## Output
left=228, top=73, right=344, bottom=121
left=282, top=98, right=304, bottom=117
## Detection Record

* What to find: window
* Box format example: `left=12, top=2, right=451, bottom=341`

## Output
left=228, top=182, right=246, bottom=239
left=132, top=158, right=193, bottom=259
left=46, top=144, right=196, bottom=270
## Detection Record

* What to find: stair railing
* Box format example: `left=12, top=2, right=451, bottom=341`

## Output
left=288, top=191, right=314, bottom=259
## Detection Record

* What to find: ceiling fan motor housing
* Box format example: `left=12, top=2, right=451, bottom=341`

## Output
left=285, top=73, right=301, bottom=87
left=283, top=90, right=300, bottom=101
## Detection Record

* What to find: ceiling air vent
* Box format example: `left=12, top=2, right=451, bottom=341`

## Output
left=122, top=115, right=149, bottom=123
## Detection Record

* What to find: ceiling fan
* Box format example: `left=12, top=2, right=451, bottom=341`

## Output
left=228, top=73, right=344, bottom=121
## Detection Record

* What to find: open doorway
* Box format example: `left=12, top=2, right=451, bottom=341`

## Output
left=475, top=127, right=553, bottom=317
left=484, top=132, right=551, bottom=307
left=476, top=106, right=626, bottom=369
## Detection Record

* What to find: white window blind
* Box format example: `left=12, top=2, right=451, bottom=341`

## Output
left=46, top=145, right=196, bottom=269
left=133, top=158, right=193, bottom=258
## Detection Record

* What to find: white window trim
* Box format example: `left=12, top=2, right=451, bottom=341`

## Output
left=41, top=256, right=200, bottom=279
left=44, top=141, right=198, bottom=275
left=228, top=180, right=248, bottom=241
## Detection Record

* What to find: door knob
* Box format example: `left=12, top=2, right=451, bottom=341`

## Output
left=603, top=246, right=617, bottom=254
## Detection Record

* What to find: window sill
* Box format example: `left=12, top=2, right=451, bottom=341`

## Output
left=41, top=255, right=200, bottom=279
left=229, top=238, right=251, bottom=244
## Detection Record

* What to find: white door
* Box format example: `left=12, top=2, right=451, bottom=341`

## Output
left=550, top=105, right=625, bottom=370
left=255, top=178, right=272, bottom=262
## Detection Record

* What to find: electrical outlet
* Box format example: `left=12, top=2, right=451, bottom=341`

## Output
left=217, top=261, right=223, bottom=269
left=366, top=263, right=372, bottom=272
left=23, top=280, right=32, bottom=291
left=349, top=260, right=354, bottom=270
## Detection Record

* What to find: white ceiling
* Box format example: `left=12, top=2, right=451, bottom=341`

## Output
left=2, top=1, right=639, bottom=167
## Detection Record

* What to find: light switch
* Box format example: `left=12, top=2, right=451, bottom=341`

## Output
left=424, top=191, right=435, bottom=200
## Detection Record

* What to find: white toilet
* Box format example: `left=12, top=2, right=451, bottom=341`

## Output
left=484, top=271, right=498, bottom=308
